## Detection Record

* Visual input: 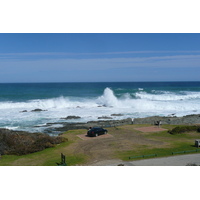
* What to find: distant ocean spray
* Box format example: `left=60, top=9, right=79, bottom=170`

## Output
left=0, top=82, right=200, bottom=133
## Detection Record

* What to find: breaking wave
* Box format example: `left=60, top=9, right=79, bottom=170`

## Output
left=0, top=88, right=200, bottom=112
left=1, top=87, right=200, bottom=132
left=97, top=88, right=120, bottom=107
left=135, top=91, right=200, bottom=101
left=0, top=96, right=97, bottom=110
left=95, top=88, right=200, bottom=114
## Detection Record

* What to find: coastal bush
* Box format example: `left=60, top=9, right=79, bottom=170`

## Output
left=0, top=128, right=67, bottom=155
left=168, top=125, right=200, bottom=135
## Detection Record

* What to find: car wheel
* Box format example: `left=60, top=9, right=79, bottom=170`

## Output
left=95, top=133, right=98, bottom=137
left=104, top=131, right=107, bottom=134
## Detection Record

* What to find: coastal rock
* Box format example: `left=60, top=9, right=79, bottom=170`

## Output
left=53, top=118, right=133, bottom=132
left=97, top=105, right=107, bottom=107
left=98, top=116, right=113, bottom=119
left=31, top=109, right=47, bottom=112
left=61, top=116, right=81, bottom=120
left=20, top=110, right=28, bottom=113
left=133, top=114, right=200, bottom=125
left=111, top=114, right=124, bottom=116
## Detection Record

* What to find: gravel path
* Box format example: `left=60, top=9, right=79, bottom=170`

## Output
left=90, top=153, right=200, bottom=166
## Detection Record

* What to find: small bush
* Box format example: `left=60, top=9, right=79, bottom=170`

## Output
left=168, top=125, right=200, bottom=135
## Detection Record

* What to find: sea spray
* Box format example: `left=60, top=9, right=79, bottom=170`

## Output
left=97, top=87, right=119, bottom=107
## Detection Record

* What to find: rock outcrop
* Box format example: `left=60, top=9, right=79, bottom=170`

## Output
left=61, top=116, right=81, bottom=120
left=133, top=114, right=200, bottom=125
left=98, top=116, right=113, bottom=119
left=54, top=118, right=133, bottom=132
left=31, top=109, right=47, bottom=112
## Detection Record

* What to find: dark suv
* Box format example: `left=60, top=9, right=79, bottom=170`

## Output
left=87, top=127, right=108, bottom=137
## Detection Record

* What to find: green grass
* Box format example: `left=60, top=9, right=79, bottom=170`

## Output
left=0, top=155, right=21, bottom=165
left=0, top=153, right=86, bottom=166
left=117, top=144, right=200, bottom=161
left=0, top=131, right=88, bottom=166
left=116, top=128, right=200, bottom=161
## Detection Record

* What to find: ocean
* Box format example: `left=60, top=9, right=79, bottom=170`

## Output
left=1, top=82, right=200, bottom=133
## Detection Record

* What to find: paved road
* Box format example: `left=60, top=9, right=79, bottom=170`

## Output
left=91, top=153, right=200, bottom=166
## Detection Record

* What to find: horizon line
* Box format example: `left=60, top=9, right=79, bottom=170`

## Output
left=1, top=80, right=200, bottom=84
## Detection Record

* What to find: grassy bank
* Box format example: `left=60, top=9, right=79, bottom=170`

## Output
left=0, top=130, right=88, bottom=166
left=1, top=124, right=200, bottom=166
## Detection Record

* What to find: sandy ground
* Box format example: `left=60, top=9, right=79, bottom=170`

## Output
left=90, top=153, right=200, bottom=166
left=133, top=126, right=167, bottom=132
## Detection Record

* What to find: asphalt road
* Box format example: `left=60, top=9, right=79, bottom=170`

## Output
left=91, top=153, right=200, bottom=166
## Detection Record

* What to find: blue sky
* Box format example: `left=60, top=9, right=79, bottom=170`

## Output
left=0, top=33, right=200, bottom=82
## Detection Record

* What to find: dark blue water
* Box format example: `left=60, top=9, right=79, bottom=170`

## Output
left=1, top=82, right=200, bottom=101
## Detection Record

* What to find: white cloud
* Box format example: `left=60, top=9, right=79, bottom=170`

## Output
left=1, top=53, right=200, bottom=82
left=1, top=50, right=200, bottom=57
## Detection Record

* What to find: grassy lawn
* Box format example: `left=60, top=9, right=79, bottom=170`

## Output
left=0, top=142, right=86, bottom=166
left=116, top=125, right=200, bottom=161
left=1, top=124, right=200, bottom=165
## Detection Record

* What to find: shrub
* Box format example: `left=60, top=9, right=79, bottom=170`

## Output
left=168, top=125, right=200, bottom=135
left=0, top=129, right=68, bottom=155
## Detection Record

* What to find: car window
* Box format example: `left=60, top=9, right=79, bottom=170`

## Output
left=92, top=128, right=101, bottom=131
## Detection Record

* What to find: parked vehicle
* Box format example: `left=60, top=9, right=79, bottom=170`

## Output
left=87, top=127, right=108, bottom=137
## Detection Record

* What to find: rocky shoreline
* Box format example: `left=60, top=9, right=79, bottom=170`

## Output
left=133, top=114, right=200, bottom=125
left=43, top=114, right=200, bottom=133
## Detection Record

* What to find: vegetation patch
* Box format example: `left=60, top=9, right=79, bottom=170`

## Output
left=168, top=125, right=200, bottom=135
left=0, top=128, right=67, bottom=156
left=118, top=144, right=199, bottom=161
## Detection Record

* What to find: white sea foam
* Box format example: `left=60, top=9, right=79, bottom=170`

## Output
left=135, top=91, right=200, bottom=101
left=0, top=96, right=97, bottom=110
left=1, top=87, right=200, bottom=132
left=2, top=126, right=19, bottom=130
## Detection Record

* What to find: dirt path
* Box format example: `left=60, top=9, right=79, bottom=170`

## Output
left=72, top=135, right=117, bottom=165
